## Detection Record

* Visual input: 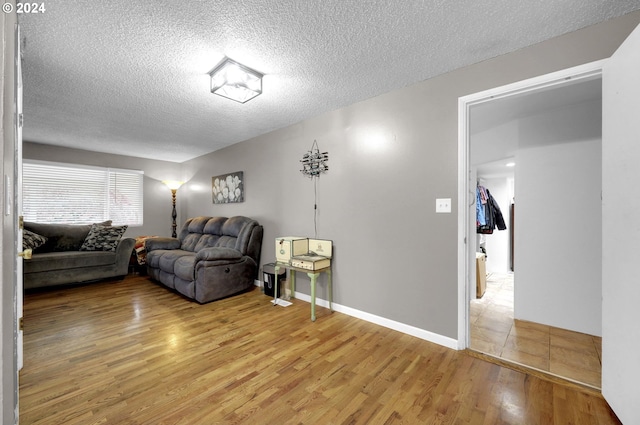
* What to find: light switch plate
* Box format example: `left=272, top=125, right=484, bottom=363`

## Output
left=436, top=198, right=451, bottom=213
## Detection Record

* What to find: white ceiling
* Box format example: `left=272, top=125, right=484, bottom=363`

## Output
left=18, top=1, right=640, bottom=163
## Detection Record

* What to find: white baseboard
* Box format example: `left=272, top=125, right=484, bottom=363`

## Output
left=293, top=291, right=459, bottom=350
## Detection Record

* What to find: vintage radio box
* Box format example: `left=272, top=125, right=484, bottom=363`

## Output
left=290, top=255, right=331, bottom=271
left=275, top=237, right=307, bottom=262
left=306, top=239, right=333, bottom=258
left=290, top=238, right=332, bottom=270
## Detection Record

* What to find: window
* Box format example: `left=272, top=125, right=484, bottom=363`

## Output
left=23, top=160, right=143, bottom=226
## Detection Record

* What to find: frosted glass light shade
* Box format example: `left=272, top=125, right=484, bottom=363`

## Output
left=162, top=180, right=184, bottom=190
left=208, top=58, right=263, bottom=103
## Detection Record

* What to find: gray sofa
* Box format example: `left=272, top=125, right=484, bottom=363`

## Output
left=145, top=216, right=263, bottom=303
left=23, top=221, right=135, bottom=289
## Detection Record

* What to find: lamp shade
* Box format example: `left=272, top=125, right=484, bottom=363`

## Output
left=162, top=180, right=184, bottom=190
left=208, top=58, right=263, bottom=103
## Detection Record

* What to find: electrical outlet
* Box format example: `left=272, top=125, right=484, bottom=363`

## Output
left=436, top=198, right=451, bottom=213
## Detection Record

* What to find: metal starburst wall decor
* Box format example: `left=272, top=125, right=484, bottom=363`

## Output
left=300, top=140, right=329, bottom=178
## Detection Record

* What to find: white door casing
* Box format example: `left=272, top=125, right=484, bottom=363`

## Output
left=1, top=12, right=19, bottom=424
left=457, top=60, right=605, bottom=349
left=15, top=22, right=23, bottom=372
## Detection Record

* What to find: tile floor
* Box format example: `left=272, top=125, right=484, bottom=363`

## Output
left=470, top=272, right=602, bottom=388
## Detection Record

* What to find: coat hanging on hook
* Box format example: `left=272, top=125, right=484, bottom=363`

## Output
left=476, top=185, right=506, bottom=234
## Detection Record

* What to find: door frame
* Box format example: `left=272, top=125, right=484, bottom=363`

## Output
left=1, top=13, right=19, bottom=424
left=15, top=21, right=23, bottom=373
left=456, top=59, right=606, bottom=349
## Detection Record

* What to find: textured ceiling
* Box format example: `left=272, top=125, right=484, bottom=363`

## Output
left=18, top=0, right=640, bottom=162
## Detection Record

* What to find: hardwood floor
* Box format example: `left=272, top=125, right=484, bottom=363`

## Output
left=470, top=273, right=602, bottom=389
left=20, top=275, right=620, bottom=424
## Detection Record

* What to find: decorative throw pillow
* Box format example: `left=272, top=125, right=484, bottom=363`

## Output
left=80, top=224, right=128, bottom=252
left=24, top=220, right=113, bottom=252
left=23, top=229, right=48, bottom=250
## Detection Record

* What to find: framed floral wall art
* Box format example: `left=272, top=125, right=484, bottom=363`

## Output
left=212, top=171, right=244, bottom=204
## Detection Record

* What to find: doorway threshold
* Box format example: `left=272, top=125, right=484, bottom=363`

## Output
left=465, top=348, right=602, bottom=397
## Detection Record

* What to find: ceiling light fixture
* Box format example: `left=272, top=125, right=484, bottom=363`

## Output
left=208, top=57, right=263, bottom=104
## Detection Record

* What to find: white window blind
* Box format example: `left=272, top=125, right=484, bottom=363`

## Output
left=23, top=160, right=143, bottom=226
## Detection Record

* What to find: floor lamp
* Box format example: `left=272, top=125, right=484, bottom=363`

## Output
left=162, top=180, right=184, bottom=238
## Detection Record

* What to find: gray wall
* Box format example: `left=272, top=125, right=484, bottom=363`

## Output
left=181, top=12, right=640, bottom=339
left=23, top=142, right=183, bottom=238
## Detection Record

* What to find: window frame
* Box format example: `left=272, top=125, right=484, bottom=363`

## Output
left=22, top=159, right=144, bottom=226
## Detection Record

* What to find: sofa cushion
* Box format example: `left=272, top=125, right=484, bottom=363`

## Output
left=221, top=216, right=249, bottom=237
left=24, top=251, right=117, bottom=273
left=25, top=220, right=112, bottom=252
left=23, top=229, right=48, bottom=250
left=193, top=234, right=221, bottom=252
left=147, top=249, right=194, bottom=274
left=145, top=237, right=181, bottom=251
left=202, top=217, right=226, bottom=235
left=80, top=224, right=128, bottom=252
left=220, top=216, right=257, bottom=252
left=173, top=216, right=259, bottom=254
left=174, top=255, right=197, bottom=281
left=179, top=217, right=212, bottom=252
left=196, top=247, right=243, bottom=261
left=180, top=233, right=202, bottom=252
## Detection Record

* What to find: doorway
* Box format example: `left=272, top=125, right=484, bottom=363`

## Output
left=458, top=60, right=605, bottom=388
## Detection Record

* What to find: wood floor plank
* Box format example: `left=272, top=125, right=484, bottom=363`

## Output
left=20, top=275, right=620, bottom=425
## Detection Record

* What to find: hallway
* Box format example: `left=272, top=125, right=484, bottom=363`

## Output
left=470, top=273, right=602, bottom=388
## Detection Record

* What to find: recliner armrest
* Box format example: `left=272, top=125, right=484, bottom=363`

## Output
left=145, top=237, right=181, bottom=251
left=196, top=247, right=242, bottom=261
